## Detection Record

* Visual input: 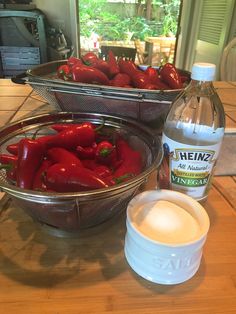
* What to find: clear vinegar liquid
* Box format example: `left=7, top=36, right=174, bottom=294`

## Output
left=160, top=80, right=225, bottom=202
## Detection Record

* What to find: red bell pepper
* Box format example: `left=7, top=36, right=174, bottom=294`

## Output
left=71, top=64, right=110, bottom=85
left=46, top=147, right=82, bottom=167
left=46, top=122, right=96, bottom=150
left=16, top=138, right=45, bottom=189
left=44, top=163, right=109, bottom=192
left=159, top=63, right=183, bottom=89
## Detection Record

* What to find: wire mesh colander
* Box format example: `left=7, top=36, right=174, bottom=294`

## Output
left=0, top=112, right=163, bottom=234
left=12, top=60, right=190, bottom=129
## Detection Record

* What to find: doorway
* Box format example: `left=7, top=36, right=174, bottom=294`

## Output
left=78, top=0, right=182, bottom=66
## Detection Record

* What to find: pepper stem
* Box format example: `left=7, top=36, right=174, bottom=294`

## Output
left=114, top=173, right=134, bottom=184
left=0, top=164, right=13, bottom=170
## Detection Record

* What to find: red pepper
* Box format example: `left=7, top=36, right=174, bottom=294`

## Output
left=93, top=165, right=112, bottom=178
left=107, top=50, right=120, bottom=78
left=6, top=143, right=18, bottom=155
left=113, top=138, right=142, bottom=180
left=118, top=59, right=138, bottom=77
left=81, top=159, right=117, bottom=176
left=0, top=153, right=17, bottom=165
left=131, top=71, right=150, bottom=89
left=57, top=64, right=72, bottom=81
left=46, top=122, right=96, bottom=150
left=88, top=58, right=110, bottom=77
left=81, top=159, right=99, bottom=170
left=32, top=159, right=52, bottom=191
left=51, top=122, right=96, bottom=133
left=159, top=63, right=183, bottom=89
left=117, top=59, right=150, bottom=89
left=44, top=163, right=109, bottom=192
left=46, top=147, right=82, bottom=167
left=180, top=74, right=190, bottom=84
left=67, top=56, right=83, bottom=68
left=144, top=66, right=169, bottom=89
left=37, top=134, right=55, bottom=145
left=76, top=142, right=97, bottom=160
left=0, top=153, right=17, bottom=181
left=95, top=140, right=117, bottom=166
left=6, top=135, right=54, bottom=155
left=71, top=64, right=110, bottom=85
left=82, top=52, right=110, bottom=77
left=16, top=138, right=45, bottom=189
left=110, top=73, right=131, bottom=87
left=82, top=52, right=99, bottom=64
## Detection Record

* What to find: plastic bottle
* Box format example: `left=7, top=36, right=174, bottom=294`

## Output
left=159, top=62, right=225, bottom=202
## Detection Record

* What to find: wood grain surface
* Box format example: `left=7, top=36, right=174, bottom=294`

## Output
left=0, top=80, right=236, bottom=313
left=0, top=175, right=235, bottom=314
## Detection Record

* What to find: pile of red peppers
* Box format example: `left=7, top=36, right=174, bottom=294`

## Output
left=57, top=52, right=189, bottom=90
left=0, top=121, right=143, bottom=193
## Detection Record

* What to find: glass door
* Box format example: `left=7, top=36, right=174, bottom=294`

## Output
left=78, top=0, right=182, bottom=66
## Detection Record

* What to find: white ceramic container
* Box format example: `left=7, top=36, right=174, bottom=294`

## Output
left=124, top=189, right=210, bottom=285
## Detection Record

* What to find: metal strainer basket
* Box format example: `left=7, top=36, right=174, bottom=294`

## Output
left=12, top=60, right=190, bottom=129
left=0, top=112, right=163, bottom=234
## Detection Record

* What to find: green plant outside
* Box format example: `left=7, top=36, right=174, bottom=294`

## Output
left=79, top=0, right=181, bottom=41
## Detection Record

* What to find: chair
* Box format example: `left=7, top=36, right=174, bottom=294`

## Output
left=220, top=37, right=236, bottom=81
left=134, top=39, right=149, bottom=64
left=100, top=45, right=137, bottom=61
left=152, top=42, right=175, bottom=66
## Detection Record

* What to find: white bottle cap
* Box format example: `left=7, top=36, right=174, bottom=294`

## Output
left=191, top=63, right=216, bottom=81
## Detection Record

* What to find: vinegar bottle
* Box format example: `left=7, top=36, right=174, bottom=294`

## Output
left=159, top=62, right=225, bottom=202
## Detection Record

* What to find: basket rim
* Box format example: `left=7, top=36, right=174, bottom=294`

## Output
left=0, top=112, right=163, bottom=200
left=24, top=59, right=189, bottom=94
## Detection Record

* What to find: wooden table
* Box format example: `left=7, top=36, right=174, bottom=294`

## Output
left=0, top=79, right=236, bottom=313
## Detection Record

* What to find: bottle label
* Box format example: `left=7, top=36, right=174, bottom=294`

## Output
left=160, top=133, right=222, bottom=200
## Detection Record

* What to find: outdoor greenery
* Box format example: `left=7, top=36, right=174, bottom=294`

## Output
left=79, top=0, right=181, bottom=41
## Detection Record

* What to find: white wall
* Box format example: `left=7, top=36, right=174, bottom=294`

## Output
left=32, top=0, right=79, bottom=56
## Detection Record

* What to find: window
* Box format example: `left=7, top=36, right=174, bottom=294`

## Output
left=78, top=0, right=181, bottom=65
